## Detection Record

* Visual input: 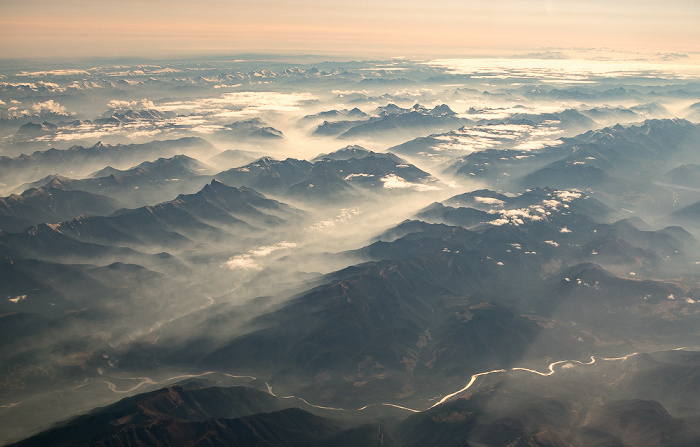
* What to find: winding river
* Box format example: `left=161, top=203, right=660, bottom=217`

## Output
left=1, top=349, right=670, bottom=415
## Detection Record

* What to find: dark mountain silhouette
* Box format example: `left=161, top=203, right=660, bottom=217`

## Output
left=0, top=138, right=217, bottom=189
left=0, top=186, right=124, bottom=232
left=15, top=154, right=217, bottom=207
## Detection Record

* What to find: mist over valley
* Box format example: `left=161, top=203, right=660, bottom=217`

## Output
left=1, top=53, right=700, bottom=446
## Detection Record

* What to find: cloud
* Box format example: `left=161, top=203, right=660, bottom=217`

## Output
left=380, top=174, right=440, bottom=192
left=107, top=98, right=156, bottom=110
left=656, top=52, right=689, bottom=61
left=488, top=189, right=586, bottom=227
left=36, top=81, right=61, bottom=90
left=155, top=91, right=316, bottom=116
left=555, top=190, right=582, bottom=202
left=7, top=100, right=71, bottom=117
left=474, top=197, right=504, bottom=205
left=224, top=257, right=264, bottom=271
left=8, top=295, right=27, bottom=303
left=19, top=69, right=90, bottom=77
left=488, top=208, right=543, bottom=226
left=332, top=89, right=370, bottom=95
left=426, top=57, right=700, bottom=81
left=223, top=241, right=298, bottom=270
left=380, top=175, right=413, bottom=189
left=308, top=208, right=361, bottom=231
left=31, top=100, right=69, bottom=115
left=0, top=81, right=65, bottom=93
left=149, top=68, right=180, bottom=74
left=248, top=242, right=297, bottom=257
left=517, top=51, right=569, bottom=60
left=213, top=83, right=243, bottom=89
left=429, top=122, right=564, bottom=157
left=344, top=173, right=374, bottom=180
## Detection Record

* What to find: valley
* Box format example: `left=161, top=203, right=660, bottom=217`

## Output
left=1, top=54, right=700, bottom=446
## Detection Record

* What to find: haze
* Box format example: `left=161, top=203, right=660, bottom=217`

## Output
left=2, top=0, right=699, bottom=59
left=2, top=1, right=700, bottom=446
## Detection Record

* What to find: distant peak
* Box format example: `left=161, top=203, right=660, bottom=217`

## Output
left=345, top=144, right=365, bottom=149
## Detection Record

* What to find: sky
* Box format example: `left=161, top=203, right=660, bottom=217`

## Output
left=1, top=0, right=699, bottom=60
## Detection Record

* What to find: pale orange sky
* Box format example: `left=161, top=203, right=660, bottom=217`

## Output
left=1, top=0, right=699, bottom=59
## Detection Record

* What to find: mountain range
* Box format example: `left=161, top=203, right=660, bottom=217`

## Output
left=0, top=138, right=217, bottom=191
left=12, top=349, right=700, bottom=447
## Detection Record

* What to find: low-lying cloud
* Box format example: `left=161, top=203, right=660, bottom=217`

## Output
left=381, top=174, right=441, bottom=191
left=107, top=98, right=156, bottom=110
left=223, top=241, right=298, bottom=270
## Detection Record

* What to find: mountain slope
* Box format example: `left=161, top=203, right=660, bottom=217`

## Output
left=10, top=384, right=387, bottom=447
left=0, top=186, right=124, bottom=232
left=0, top=138, right=217, bottom=189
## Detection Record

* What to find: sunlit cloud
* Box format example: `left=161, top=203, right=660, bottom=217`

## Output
left=380, top=174, right=441, bottom=192
left=0, top=81, right=65, bottom=93
left=344, top=173, right=374, bottom=180
left=426, top=122, right=564, bottom=160
left=32, top=99, right=69, bottom=115
left=149, top=67, right=180, bottom=74
left=223, top=241, right=298, bottom=271
left=8, top=295, right=27, bottom=303
left=486, top=189, right=584, bottom=227
left=427, top=58, right=700, bottom=80
left=18, top=69, right=90, bottom=77
left=555, top=190, right=582, bottom=202
left=155, top=92, right=317, bottom=116
left=308, top=208, right=361, bottom=231
left=6, top=99, right=72, bottom=117
left=332, top=90, right=370, bottom=95
left=107, top=98, right=156, bottom=110
left=474, top=197, right=504, bottom=205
